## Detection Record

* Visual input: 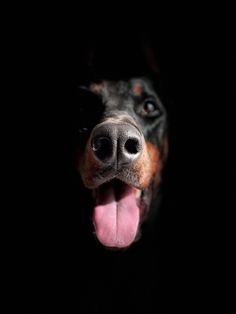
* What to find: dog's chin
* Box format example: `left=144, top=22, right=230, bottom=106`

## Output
left=91, top=178, right=148, bottom=249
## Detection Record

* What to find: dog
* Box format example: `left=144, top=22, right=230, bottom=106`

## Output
left=75, top=76, right=168, bottom=249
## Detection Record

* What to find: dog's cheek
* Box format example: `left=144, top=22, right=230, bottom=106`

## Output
left=146, top=142, right=162, bottom=194
left=136, top=141, right=162, bottom=192
left=162, top=135, right=169, bottom=164
left=77, top=141, right=99, bottom=189
left=76, top=150, right=86, bottom=183
left=131, top=141, right=161, bottom=191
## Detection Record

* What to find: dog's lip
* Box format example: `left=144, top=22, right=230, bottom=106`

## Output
left=90, top=167, right=142, bottom=190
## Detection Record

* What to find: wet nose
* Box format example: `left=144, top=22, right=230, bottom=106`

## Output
left=91, top=122, right=143, bottom=166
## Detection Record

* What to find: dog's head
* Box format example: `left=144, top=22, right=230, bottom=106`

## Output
left=76, top=77, right=168, bottom=248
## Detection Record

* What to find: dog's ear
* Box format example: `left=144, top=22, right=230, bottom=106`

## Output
left=83, top=31, right=161, bottom=81
left=140, top=33, right=160, bottom=79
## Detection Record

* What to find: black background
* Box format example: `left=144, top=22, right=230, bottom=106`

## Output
left=3, top=15, right=235, bottom=312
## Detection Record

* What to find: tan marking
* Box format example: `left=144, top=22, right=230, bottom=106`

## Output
left=90, top=83, right=104, bottom=94
left=132, top=84, right=144, bottom=97
left=131, top=141, right=161, bottom=191
left=79, top=140, right=100, bottom=188
left=146, top=142, right=162, bottom=193
left=162, top=135, right=169, bottom=165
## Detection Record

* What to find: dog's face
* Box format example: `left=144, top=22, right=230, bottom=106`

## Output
left=76, top=78, right=168, bottom=248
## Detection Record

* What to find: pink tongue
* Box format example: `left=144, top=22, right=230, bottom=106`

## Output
left=93, top=184, right=140, bottom=248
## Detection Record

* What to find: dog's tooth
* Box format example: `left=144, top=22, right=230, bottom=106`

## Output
left=135, top=189, right=141, bottom=199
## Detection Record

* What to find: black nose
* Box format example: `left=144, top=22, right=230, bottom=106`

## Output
left=91, top=122, right=143, bottom=166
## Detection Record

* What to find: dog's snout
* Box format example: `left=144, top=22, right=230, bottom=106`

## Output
left=91, top=122, right=143, bottom=166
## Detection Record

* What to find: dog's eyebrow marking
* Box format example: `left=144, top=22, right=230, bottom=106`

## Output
left=90, top=83, right=104, bottom=94
left=132, top=83, right=144, bottom=97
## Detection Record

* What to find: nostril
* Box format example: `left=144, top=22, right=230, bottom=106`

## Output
left=92, top=136, right=113, bottom=161
left=124, top=138, right=141, bottom=155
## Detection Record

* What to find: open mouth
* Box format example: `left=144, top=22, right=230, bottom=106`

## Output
left=92, top=179, right=145, bottom=248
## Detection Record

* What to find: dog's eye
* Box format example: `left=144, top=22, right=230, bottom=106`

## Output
left=142, top=100, right=161, bottom=117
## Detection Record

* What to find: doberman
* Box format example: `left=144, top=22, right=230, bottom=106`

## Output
left=76, top=77, right=168, bottom=249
